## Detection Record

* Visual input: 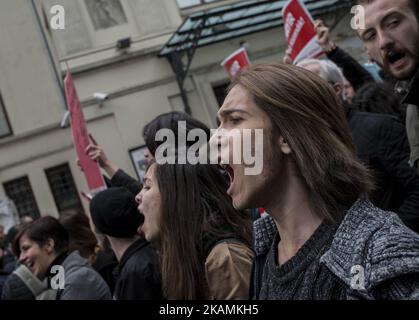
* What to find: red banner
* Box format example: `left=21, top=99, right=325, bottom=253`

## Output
left=282, top=0, right=324, bottom=64
left=221, top=48, right=251, bottom=80
left=64, top=71, right=106, bottom=194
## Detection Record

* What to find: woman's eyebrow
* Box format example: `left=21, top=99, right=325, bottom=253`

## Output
left=217, top=109, right=250, bottom=121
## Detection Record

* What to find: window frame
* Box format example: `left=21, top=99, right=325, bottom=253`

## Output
left=3, top=175, right=41, bottom=219
left=45, top=163, right=84, bottom=216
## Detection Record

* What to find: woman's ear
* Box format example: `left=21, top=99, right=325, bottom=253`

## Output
left=279, top=136, right=292, bottom=155
left=333, top=83, right=343, bottom=98
left=45, top=238, right=55, bottom=254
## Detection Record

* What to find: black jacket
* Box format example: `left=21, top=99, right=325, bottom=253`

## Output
left=109, top=169, right=142, bottom=195
left=346, top=107, right=419, bottom=233
left=113, top=238, right=162, bottom=300
left=327, top=46, right=374, bottom=91
left=0, top=250, right=17, bottom=275
left=92, top=249, right=118, bottom=295
left=398, top=69, right=419, bottom=106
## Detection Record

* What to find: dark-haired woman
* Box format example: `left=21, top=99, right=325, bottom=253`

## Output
left=135, top=162, right=254, bottom=300
left=4, top=216, right=111, bottom=300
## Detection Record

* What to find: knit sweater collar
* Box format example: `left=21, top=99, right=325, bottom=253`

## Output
left=253, top=199, right=419, bottom=294
left=265, top=222, right=335, bottom=283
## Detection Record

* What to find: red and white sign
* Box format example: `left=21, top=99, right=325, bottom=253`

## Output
left=64, top=70, right=106, bottom=194
left=282, top=0, right=324, bottom=64
left=221, top=48, right=251, bottom=80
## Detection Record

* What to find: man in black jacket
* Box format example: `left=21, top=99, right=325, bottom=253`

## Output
left=297, top=58, right=419, bottom=233
left=356, top=0, right=419, bottom=171
left=90, top=187, right=161, bottom=300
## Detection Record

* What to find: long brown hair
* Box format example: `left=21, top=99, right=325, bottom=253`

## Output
left=150, top=162, right=251, bottom=299
left=232, top=63, right=373, bottom=223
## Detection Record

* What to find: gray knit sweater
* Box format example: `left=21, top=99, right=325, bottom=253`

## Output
left=251, top=199, right=419, bottom=300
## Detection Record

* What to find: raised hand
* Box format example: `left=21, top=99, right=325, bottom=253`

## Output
left=85, top=134, right=109, bottom=168
left=76, top=134, right=119, bottom=178
left=314, top=19, right=334, bottom=52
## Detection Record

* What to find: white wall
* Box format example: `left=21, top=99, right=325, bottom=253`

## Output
left=0, top=1, right=367, bottom=216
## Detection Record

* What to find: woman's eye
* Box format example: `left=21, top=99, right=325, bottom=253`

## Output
left=230, top=118, right=242, bottom=125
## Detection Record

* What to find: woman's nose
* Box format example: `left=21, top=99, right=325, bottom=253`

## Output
left=19, top=252, right=27, bottom=264
left=135, top=192, right=142, bottom=205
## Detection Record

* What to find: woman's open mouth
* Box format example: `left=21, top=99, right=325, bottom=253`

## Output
left=221, top=164, right=235, bottom=195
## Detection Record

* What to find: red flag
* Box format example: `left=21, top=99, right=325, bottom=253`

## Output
left=282, top=0, right=324, bottom=64
left=64, top=70, right=106, bottom=194
left=221, top=48, right=251, bottom=80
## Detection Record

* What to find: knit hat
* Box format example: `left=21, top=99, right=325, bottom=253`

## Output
left=89, top=187, right=143, bottom=238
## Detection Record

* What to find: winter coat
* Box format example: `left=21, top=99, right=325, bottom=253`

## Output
left=346, top=107, right=419, bottom=233
left=113, top=238, right=162, bottom=300
left=205, top=240, right=254, bottom=300
left=251, top=199, right=419, bottom=300
left=54, top=251, right=112, bottom=300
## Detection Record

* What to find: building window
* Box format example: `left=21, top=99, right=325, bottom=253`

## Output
left=45, top=163, right=84, bottom=215
left=3, top=176, right=40, bottom=219
left=212, top=82, right=229, bottom=108
left=176, top=0, right=220, bottom=9
left=0, top=92, right=12, bottom=138
left=84, top=0, right=128, bottom=30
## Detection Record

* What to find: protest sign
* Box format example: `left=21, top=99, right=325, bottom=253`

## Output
left=282, top=0, right=324, bottom=64
left=64, top=70, right=106, bottom=194
left=221, top=47, right=251, bottom=80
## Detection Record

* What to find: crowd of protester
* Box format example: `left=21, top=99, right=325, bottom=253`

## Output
left=1, top=0, right=419, bottom=300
